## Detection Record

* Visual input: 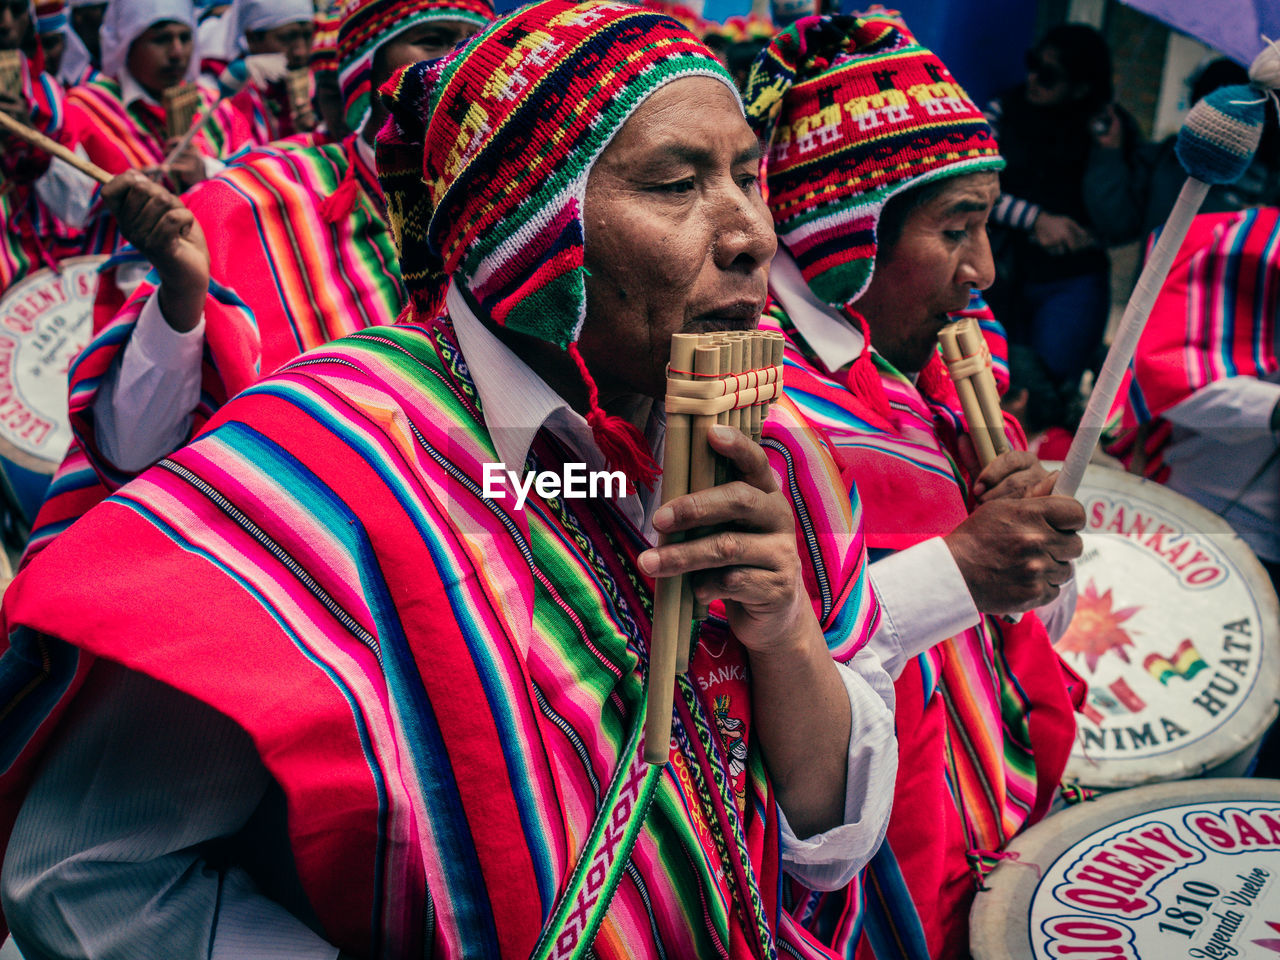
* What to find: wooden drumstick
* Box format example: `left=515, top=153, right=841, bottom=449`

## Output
left=645, top=333, right=698, bottom=763
left=0, top=111, right=112, bottom=184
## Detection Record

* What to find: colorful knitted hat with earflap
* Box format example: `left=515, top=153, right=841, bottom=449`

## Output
left=336, top=0, right=492, bottom=135
left=318, top=0, right=492, bottom=222
left=376, top=0, right=740, bottom=489
left=33, top=0, right=67, bottom=35
left=744, top=11, right=1002, bottom=412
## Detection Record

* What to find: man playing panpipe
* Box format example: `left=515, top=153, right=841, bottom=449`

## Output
left=50, top=0, right=258, bottom=254
left=0, top=3, right=895, bottom=956
left=0, top=2, right=85, bottom=293
left=23, top=0, right=491, bottom=561
left=745, top=14, right=1086, bottom=957
left=214, top=0, right=318, bottom=145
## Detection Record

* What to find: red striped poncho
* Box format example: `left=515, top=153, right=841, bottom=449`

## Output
left=60, top=74, right=256, bottom=253
left=768, top=303, right=1081, bottom=960
left=1108, top=207, right=1280, bottom=479
left=0, top=316, right=879, bottom=959
left=0, top=55, right=86, bottom=292
left=24, top=134, right=403, bottom=560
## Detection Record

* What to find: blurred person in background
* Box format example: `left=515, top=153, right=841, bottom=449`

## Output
left=1085, top=57, right=1280, bottom=245
left=985, top=23, right=1127, bottom=393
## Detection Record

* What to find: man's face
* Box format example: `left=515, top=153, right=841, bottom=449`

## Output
left=855, top=171, right=999, bottom=374
left=70, top=3, right=105, bottom=62
left=577, top=76, right=777, bottom=402
left=245, top=20, right=314, bottom=71
left=364, top=18, right=483, bottom=142
left=0, top=1, right=30, bottom=50
left=126, top=21, right=193, bottom=97
left=39, top=29, right=64, bottom=74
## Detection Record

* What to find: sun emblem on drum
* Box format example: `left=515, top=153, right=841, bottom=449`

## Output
left=1055, top=580, right=1141, bottom=673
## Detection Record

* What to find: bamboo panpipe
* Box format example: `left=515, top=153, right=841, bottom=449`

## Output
left=0, top=110, right=113, bottom=183
left=162, top=83, right=201, bottom=140
left=0, top=50, right=23, bottom=103
left=285, top=68, right=316, bottom=132
left=937, top=318, right=1009, bottom=468
left=643, top=329, right=784, bottom=763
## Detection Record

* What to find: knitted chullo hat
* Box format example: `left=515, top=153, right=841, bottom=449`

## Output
left=309, top=9, right=340, bottom=76
left=744, top=12, right=1002, bottom=412
left=337, top=0, right=493, bottom=135
left=319, top=0, right=493, bottom=223
left=33, top=0, right=66, bottom=35
left=377, top=0, right=739, bottom=487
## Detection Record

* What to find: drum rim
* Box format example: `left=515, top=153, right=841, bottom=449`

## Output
left=1054, top=464, right=1280, bottom=789
left=970, top=778, right=1280, bottom=960
left=0, top=256, right=106, bottom=472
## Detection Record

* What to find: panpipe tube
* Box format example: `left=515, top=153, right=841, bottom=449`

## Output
left=644, top=334, right=698, bottom=763
left=955, top=320, right=1010, bottom=462
left=686, top=341, right=723, bottom=637
left=749, top=335, right=765, bottom=441
left=937, top=323, right=998, bottom=467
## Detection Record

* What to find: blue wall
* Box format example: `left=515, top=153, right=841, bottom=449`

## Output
left=489, top=0, right=1038, bottom=109
left=861, top=0, right=1038, bottom=108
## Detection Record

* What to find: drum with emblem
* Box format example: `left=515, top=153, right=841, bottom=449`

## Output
left=0, top=257, right=102, bottom=530
left=1049, top=464, right=1280, bottom=790
left=971, top=779, right=1280, bottom=960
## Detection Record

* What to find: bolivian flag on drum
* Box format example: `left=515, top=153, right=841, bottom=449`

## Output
left=1143, top=638, right=1208, bottom=685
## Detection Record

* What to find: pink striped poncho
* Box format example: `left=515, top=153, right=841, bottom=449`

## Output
left=1108, top=207, right=1280, bottom=479
left=768, top=303, right=1081, bottom=960
left=23, top=134, right=403, bottom=561
left=0, top=316, right=879, bottom=958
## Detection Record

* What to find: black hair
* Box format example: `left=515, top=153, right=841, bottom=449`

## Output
left=1189, top=58, right=1248, bottom=105
left=1036, top=23, right=1113, bottom=113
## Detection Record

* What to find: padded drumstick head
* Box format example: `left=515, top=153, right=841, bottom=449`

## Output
left=1175, top=83, right=1265, bottom=184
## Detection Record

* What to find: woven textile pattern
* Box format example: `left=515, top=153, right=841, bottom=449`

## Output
left=23, top=137, right=402, bottom=562
left=2, top=318, right=878, bottom=959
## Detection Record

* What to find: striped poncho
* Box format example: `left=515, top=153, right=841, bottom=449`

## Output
left=769, top=306, right=1079, bottom=960
left=1, top=316, right=878, bottom=959
left=0, top=56, right=85, bottom=292
left=1108, top=207, right=1280, bottom=479
left=60, top=74, right=256, bottom=253
left=24, top=134, right=402, bottom=560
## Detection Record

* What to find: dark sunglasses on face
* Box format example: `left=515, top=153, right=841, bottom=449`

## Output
left=1025, top=50, right=1065, bottom=87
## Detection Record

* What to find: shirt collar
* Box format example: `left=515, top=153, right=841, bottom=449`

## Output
left=445, top=280, right=663, bottom=532
left=119, top=69, right=160, bottom=109
left=768, top=247, right=865, bottom=374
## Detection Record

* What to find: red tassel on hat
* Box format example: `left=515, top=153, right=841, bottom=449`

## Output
left=567, top=343, right=662, bottom=492
left=320, top=154, right=359, bottom=224
left=843, top=310, right=892, bottom=423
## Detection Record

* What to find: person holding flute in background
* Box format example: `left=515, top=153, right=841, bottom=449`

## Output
left=0, top=4, right=897, bottom=956
left=745, top=13, right=1085, bottom=958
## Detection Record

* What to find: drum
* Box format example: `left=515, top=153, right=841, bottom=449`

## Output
left=1050, top=464, right=1280, bottom=789
left=0, top=257, right=102, bottom=527
left=971, top=778, right=1280, bottom=959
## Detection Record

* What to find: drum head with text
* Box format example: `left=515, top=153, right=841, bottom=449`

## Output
left=1049, top=465, right=1280, bottom=789
left=971, top=779, right=1280, bottom=960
